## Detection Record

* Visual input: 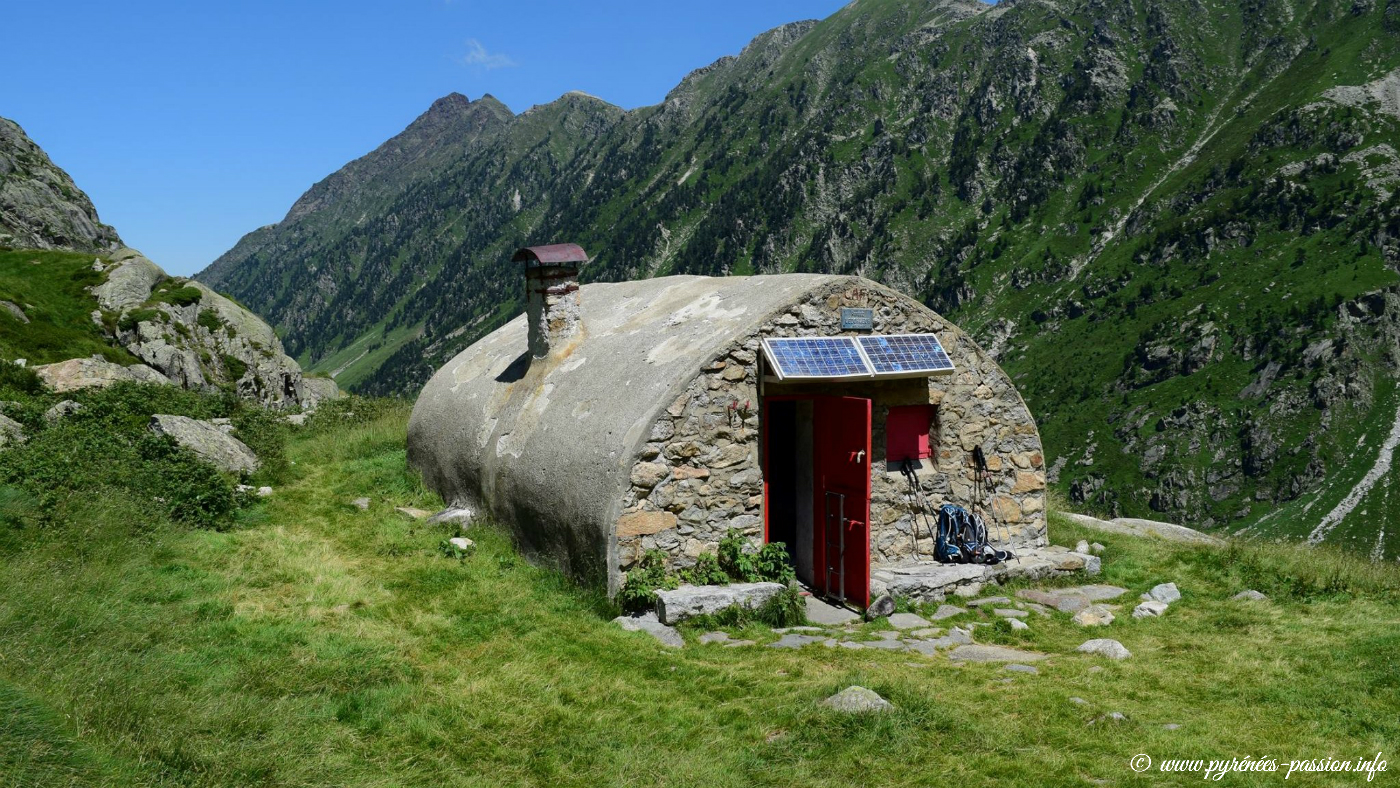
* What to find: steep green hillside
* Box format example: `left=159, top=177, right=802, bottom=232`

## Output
left=200, top=0, right=1400, bottom=551
left=0, top=249, right=137, bottom=365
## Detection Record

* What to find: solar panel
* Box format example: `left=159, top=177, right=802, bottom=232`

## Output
left=858, top=334, right=955, bottom=378
left=761, top=337, right=873, bottom=380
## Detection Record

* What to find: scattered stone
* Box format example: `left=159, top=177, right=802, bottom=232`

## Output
left=1090, top=543, right=1105, bottom=555
left=837, top=640, right=866, bottom=650
left=698, top=631, right=731, bottom=644
left=43, top=400, right=83, bottom=423
left=395, top=506, right=432, bottom=519
left=448, top=537, right=474, bottom=550
left=1004, top=664, right=1039, bottom=674
left=256, top=486, right=273, bottom=497
left=947, top=644, right=1048, bottom=663
left=910, top=627, right=944, bottom=638
left=953, top=583, right=983, bottom=598
left=148, top=414, right=258, bottom=474
left=1077, top=639, right=1131, bottom=660
left=1022, top=602, right=1051, bottom=616
left=993, top=608, right=1028, bottom=619
left=0, top=300, right=29, bottom=323
left=1132, top=601, right=1169, bottom=619
left=351, top=497, right=371, bottom=510
left=967, top=596, right=1012, bottom=607
left=1008, top=618, right=1029, bottom=631
left=1019, top=585, right=1128, bottom=613
left=1142, top=583, right=1181, bottom=604
left=864, top=639, right=906, bottom=651
left=1232, top=590, right=1269, bottom=602
left=655, top=582, right=785, bottom=625
left=887, top=612, right=931, bottom=630
left=874, top=630, right=902, bottom=641
left=1072, top=604, right=1115, bottom=627
left=0, top=414, right=25, bottom=448
left=724, top=639, right=756, bottom=648
left=612, top=612, right=684, bottom=648
left=865, top=594, right=896, bottom=619
left=428, top=507, right=474, bottom=527
left=1069, top=697, right=1088, bottom=705
left=772, top=626, right=825, bottom=634
left=1076, top=540, right=1090, bottom=554
left=930, top=604, right=967, bottom=621
left=821, top=686, right=893, bottom=713
left=769, top=633, right=825, bottom=649
left=1163, top=723, right=1183, bottom=730
left=1090, top=712, right=1128, bottom=725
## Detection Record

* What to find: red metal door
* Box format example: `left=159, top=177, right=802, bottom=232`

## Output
left=813, top=396, right=871, bottom=608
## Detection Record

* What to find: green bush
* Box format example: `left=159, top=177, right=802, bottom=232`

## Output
left=755, top=542, right=797, bottom=585
left=0, top=362, right=42, bottom=399
left=679, top=553, right=729, bottom=586
left=117, top=308, right=163, bottom=333
left=152, top=285, right=203, bottom=307
left=617, top=550, right=679, bottom=614
left=222, top=354, right=248, bottom=380
left=718, top=529, right=796, bottom=583
left=686, top=583, right=808, bottom=629
left=196, top=309, right=225, bottom=335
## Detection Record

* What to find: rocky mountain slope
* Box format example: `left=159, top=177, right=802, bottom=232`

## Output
left=200, top=0, right=1400, bottom=554
left=0, top=116, right=334, bottom=409
left=0, top=118, right=123, bottom=253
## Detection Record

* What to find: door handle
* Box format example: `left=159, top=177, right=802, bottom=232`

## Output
left=849, top=450, right=866, bottom=463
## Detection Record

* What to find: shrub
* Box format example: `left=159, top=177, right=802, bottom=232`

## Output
left=718, top=529, right=758, bottom=581
left=222, top=354, right=248, bottom=380
left=231, top=406, right=289, bottom=485
left=152, top=285, right=203, bottom=307
left=755, top=542, right=797, bottom=585
left=117, top=308, right=163, bottom=333
left=680, top=553, right=729, bottom=586
left=197, top=309, right=226, bottom=335
left=0, top=362, right=42, bottom=399
left=617, top=550, right=679, bottom=614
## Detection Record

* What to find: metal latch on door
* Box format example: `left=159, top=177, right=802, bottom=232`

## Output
left=849, top=450, right=866, bottom=463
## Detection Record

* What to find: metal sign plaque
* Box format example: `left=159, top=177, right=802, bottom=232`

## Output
left=840, top=307, right=874, bottom=331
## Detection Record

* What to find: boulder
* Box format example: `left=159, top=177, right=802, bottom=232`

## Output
left=821, top=686, right=893, bottom=713
left=1132, top=601, right=1169, bottom=618
left=654, top=582, right=785, bottom=625
left=1232, top=589, right=1269, bottom=602
left=428, top=507, right=474, bottom=527
left=1142, top=582, right=1181, bottom=604
left=1072, top=604, right=1115, bottom=627
left=865, top=593, right=896, bottom=619
left=148, top=414, right=258, bottom=474
left=42, top=400, right=82, bottom=425
left=92, top=251, right=163, bottom=311
left=1077, top=638, right=1131, bottom=660
left=1008, top=618, right=1029, bottom=631
left=611, top=612, right=683, bottom=648
left=35, top=356, right=171, bottom=393
left=0, top=414, right=25, bottom=448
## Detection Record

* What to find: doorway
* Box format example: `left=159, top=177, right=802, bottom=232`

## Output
left=763, top=395, right=871, bottom=608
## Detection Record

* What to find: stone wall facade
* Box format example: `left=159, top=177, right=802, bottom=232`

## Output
left=615, top=280, right=1046, bottom=579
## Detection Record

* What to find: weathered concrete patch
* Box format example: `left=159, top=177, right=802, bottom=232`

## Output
left=655, top=582, right=785, bottom=625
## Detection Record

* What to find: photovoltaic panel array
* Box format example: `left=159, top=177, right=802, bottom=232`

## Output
left=761, top=337, right=872, bottom=380
left=857, top=334, right=955, bottom=377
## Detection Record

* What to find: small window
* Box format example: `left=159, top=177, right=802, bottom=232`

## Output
left=886, top=405, right=935, bottom=462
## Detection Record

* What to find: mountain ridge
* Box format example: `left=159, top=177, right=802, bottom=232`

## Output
left=197, top=0, right=1400, bottom=554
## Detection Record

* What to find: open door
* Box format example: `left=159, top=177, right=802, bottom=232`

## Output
left=813, top=396, right=871, bottom=608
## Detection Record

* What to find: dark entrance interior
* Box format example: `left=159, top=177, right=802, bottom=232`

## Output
left=763, top=395, right=871, bottom=607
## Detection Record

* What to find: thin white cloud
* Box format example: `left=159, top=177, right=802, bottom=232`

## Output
left=459, top=39, right=516, bottom=70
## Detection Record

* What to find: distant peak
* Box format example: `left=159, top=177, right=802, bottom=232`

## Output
left=427, top=92, right=473, bottom=114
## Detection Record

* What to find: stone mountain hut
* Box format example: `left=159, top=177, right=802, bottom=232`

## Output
left=408, top=244, right=1047, bottom=607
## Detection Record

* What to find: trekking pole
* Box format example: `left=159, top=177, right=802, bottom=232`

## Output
left=901, top=458, right=940, bottom=561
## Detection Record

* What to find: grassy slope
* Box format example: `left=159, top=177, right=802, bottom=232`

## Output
left=0, top=404, right=1395, bottom=787
left=0, top=249, right=134, bottom=365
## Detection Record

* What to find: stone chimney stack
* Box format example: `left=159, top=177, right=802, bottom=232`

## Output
left=512, top=243, right=588, bottom=359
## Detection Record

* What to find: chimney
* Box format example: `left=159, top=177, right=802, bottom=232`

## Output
left=512, top=243, right=588, bottom=359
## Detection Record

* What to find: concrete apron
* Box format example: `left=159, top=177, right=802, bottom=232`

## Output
left=870, top=545, right=1101, bottom=603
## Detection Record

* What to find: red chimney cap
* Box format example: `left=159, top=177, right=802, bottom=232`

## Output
left=512, top=243, right=589, bottom=265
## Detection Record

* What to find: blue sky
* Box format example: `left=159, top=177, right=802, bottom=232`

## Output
left=3, top=1, right=848, bottom=275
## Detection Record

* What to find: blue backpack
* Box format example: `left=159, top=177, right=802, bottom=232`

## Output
left=936, top=504, right=1010, bottom=565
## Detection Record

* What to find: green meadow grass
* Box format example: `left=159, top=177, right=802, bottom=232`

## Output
left=0, top=249, right=134, bottom=366
left=0, top=402, right=1396, bottom=787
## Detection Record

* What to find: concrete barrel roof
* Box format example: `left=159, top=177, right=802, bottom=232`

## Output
left=408, top=274, right=845, bottom=587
